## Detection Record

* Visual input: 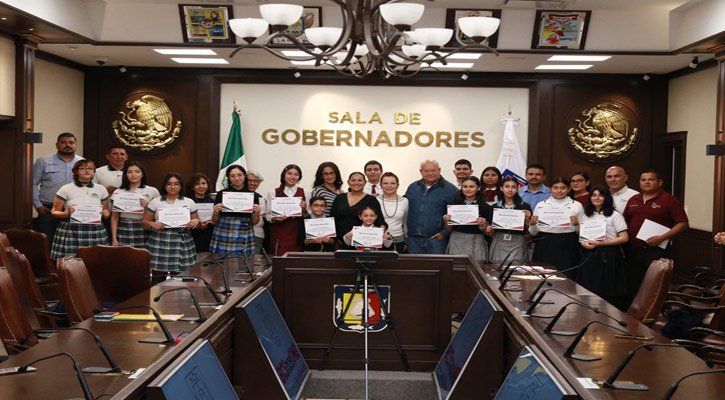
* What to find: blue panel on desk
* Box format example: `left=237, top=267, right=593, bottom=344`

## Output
left=434, top=290, right=496, bottom=400
left=160, top=340, right=239, bottom=400
left=495, top=346, right=565, bottom=400
left=243, top=287, right=309, bottom=400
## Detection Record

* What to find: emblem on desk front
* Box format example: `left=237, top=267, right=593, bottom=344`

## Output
left=111, top=93, right=183, bottom=154
left=333, top=285, right=390, bottom=332
left=566, top=101, right=639, bottom=162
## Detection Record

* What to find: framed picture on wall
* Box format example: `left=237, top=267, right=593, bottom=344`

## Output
left=270, top=7, right=322, bottom=46
left=531, top=10, right=591, bottom=50
left=445, top=9, right=502, bottom=48
left=178, top=4, right=236, bottom=44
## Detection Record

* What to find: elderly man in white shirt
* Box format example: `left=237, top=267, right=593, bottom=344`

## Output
left=605, top=166, right=639, bottom=214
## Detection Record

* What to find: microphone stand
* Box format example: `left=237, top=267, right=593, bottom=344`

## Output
left=661, top=369, right=725, bottom=400
left=525, top=250, right=597, bottom=303
left=173, top=275, right=225, bottom=306
left=496, top=236, right=548, bottom=274
left=563, top=320, right=645, bottom=361
left=604, top=343, right=710, bottom=390
left=498, top=260, right=524, bottom=291
left=19, top=352, right=94, bottom=400
left=203, top=251, right=249, bottom=294
left=527, top=287, right=604, bottom=318
left=19, top=327, right=121, bottom=373
left=154, top=287, right=207, bottom=322
left=235, top=252, right=256, bottom=283
left=543, top=302, right=601, bottom=336
left=261, top=246, right=273, bottom=266
left=274, top=239, right=280, bottom=257
left=95, top=305, right=175, bottom=344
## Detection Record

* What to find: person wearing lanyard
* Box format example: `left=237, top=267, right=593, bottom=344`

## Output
left=443, top=176, right=493, bottom=263
left=489, top=177, right=532, bottom=262
left=49, top=159, right=110, bottom=260
left=109, top=161, right=159, bottom=248
left=528, top=177, right=585, bottom=278
left=142, top=173, right=200, bottom=273
left=33, top=132, right=84, bottom=246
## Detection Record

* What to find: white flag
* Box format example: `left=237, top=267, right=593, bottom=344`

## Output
left=496, top=115, right=528, bottom=186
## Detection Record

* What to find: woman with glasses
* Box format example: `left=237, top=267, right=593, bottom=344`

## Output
left=311, top=161, right=343, bottom=216
left=568, top=170, right=591, bottom=206
left=330, top=172, right=386, bottom=250
left=50, top=160, right=110, bottom=259
left=185, top=172, right=215, bottom=252
left=142, top=173, right=200, bottom=273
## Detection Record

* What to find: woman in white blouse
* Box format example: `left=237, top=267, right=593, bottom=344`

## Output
left=377, top=172, right=408, bottom=252
left=529, top=177, right=584, bottom=278
left=578, top=185, right=629, bottom=310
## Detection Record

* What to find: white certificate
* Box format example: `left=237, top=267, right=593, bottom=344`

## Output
left=70, top=204, right=102, bottom=224
left=304, top=217, right=336, bottom=239
left=351, top=226, right=384, bottom=248
left=492, top=209, right=525, bottom=231
left=447, top=205, right=479, bottom=225
left=195, top=203, right=214, bottom=223
left=635, top=219, right=670, bottom=249
left=158, top=208, right=191, bottom=228
left=270, top=197, right=302, bottom=217
left=579, top=219, right=607, bottom=242
left=222, top=192, right=254, bottom=213
left=537, top=206, right=571, bottom=227
left=112, top=192, right=143, bottom=213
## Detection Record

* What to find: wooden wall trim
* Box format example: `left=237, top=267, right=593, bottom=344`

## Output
left=711, top=57, right=725, bottom=270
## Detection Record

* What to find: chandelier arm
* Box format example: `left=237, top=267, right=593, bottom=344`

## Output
left=229, top=43, right=323, bottom=63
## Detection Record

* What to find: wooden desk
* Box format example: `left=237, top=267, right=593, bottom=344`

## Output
left=0, top=254, right=271, bottom=400
left=475, top=261, right=725, bottom=400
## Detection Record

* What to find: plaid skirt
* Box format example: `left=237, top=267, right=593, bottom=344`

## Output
left=209, top=215, right=255, bottom=255
left=446, top=230, right=489, bottom=262
left=117, top=218, right=150, bottom=249
left=50, top=220, right=109, bottom=259
left=147, top=228, right=197, bottom=272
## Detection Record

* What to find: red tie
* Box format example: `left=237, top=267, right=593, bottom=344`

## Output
left=371, top=185, right=376, bottom=195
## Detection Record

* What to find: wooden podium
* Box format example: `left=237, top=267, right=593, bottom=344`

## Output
left=270, top=253, right=456, bottom=371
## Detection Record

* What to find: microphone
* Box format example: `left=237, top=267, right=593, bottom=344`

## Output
left=525, top=249, right=597, bottom=303
left=94, top=305, right=174, bottom=344
left=541, top=289, right=627, bottom=335
left=235, top=252, right=256, bottom=282
left=261, top=246, right=273, bottom=266
left=495, top=236, right=548, bottom=272
left=274, top=239, right=280, bottom=257
left=19, top=327, right=121, bottom=373
left=563, top=320, right=648, bottom=361
left=19, top=352, right=94, bottom=400
left=172, top=275, right=224, bottom=305
left=604, top=343, right=711, bottom=390
left=526, top=287, right=624, bottom=321
left=662, top=369, right=725, bottom=400
left=154, top=287, right=206, bottom=322
left=498, top=260, right=525, bottom=291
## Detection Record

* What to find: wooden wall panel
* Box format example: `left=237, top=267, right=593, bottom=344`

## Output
left=673, top=228, right=716, bottom=279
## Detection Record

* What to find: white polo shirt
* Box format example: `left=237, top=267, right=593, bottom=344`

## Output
left=93, top=165, right=123, bottom=188
left=55, top=181, right=108, bottom=211
left=146, top=196, right=198, bottom=221
left=611, top=185, right=639, bottom=214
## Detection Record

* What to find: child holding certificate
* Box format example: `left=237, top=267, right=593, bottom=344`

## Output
left=529, top=177, right=585, bottom=277
left=298, top=196, right=335, bottom=252
left=50, top=160, right=110, bottom=260
left=186, top=172, right=215, bottom=252
left=578, top=185, right=629, bottom=310
left=109, top=161, right=159, bottom=248
left=343, top=206, right=393, bottom=249
left=489, top=177, right=532, bottom=262
left=443, top=176, right=493, bottom=262
left=141, top=173, right=199, bottom=273
left=267, top=164, right=310, bottom=256
left=210, top=165, right=260, bottom=255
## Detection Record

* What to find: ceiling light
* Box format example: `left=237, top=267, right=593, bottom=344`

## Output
left=119, top=65, right=127, bottom=73
left=154, top=49, right=217, bottom=55
left=689, top=57, right=699, bottom=69
left=547, top=55, right=611, bottom=62
left=171, top=58, right=229, bottom=64
left=430, top=62, right=475, bottom=69
left=535, top=64, right=593, bottom=70
left=1, top=17, right=7, bottom=21
left=228, top=2, right=500, bottom=78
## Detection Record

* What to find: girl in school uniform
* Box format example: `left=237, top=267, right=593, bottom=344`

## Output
left=343, top=206, right=393, bottom=249
left=578, top=185, right=629, bottom=311
left=109, top=160, right=159, bottom=248
left=209, top=165, right=261, bottom=255
left=529, top=177, right=585, bottom=277
left=481, top=166, right=502, bottom=205
left=141, top=173, right=199, bottom=273
left=186, top=172, right=215, bottom=253
left=50, top=160, right=110, bottom=259
left=489, top=177, right=532, bottom=262
left=443, top=176, right=493, bottom=263
left=267, top=164, right=309, bottom=256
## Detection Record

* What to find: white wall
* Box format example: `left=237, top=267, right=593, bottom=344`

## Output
left=220, top=84, right=529, bottom=197
left=0, top=35, right=14, bottom=116
left=668, top=66, right=718, bottom=231
left=33, top=59, right=85, bottom=162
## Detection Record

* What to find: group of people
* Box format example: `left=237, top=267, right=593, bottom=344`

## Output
left=33, top=133, right=691, bottom=310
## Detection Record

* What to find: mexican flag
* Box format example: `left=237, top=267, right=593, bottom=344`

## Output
left=216, top=109, right=247, bottom=190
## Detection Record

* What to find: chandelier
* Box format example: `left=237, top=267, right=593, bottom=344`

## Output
left=228, top=1, right=501, bottom=78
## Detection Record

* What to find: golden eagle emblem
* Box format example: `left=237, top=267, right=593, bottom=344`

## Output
left=567, top=103, right=638, bottom=160
left=111, top=95, right=182, bottom=152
